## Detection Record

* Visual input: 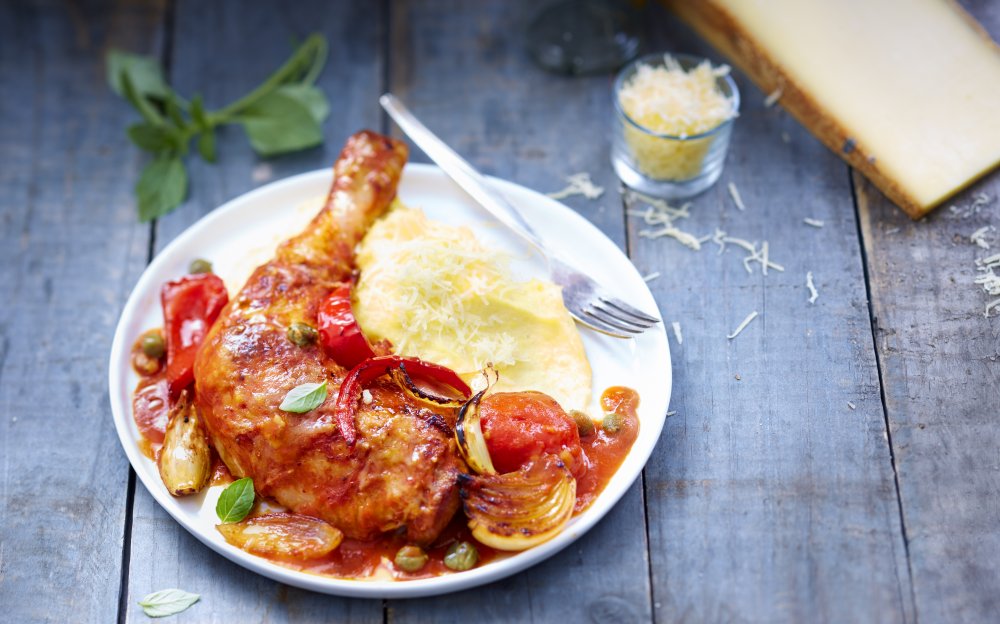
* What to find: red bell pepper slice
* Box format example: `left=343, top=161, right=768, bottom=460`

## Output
left=162, top=273, right=228, bottom=400
left=334, top=356, right=472, bottom=446
left=317, top=283, right=376, bottom=369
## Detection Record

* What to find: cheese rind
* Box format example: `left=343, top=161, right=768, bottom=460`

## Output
left=665, top=0, right=1000, bottom=218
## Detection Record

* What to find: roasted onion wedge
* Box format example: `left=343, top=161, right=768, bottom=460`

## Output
left=216, top=512, right=344, bottom=559
left=158, top=389, right=210, bottom=496
left=455, top=389, right=497, bottom=475
left=459, top=454, right=576, bottom=551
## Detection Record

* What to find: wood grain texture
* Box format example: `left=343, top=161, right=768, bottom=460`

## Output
left=0, top=1, right=162, bottom=621
left=385, top=1, right=651, bottom=621
left=122, top=1, right=384, bottom=621
left=635, top=9, right=912, bottom=623
left=856, top=5, right=1000, bottom=621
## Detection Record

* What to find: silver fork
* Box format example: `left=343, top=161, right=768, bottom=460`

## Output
left=379, top=94, right=661, bottom=338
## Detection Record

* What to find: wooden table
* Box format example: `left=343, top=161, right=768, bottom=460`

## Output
left=2, top=1, right=998, bottom=622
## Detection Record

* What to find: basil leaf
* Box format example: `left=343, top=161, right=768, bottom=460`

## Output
left=279, top=381, right=328, bottom=413
left=190, top=95, right=210, bottom=130
left=197, top=130, right=217, bottom=163
left=275, top=84, right=330, bottom=124
left=127, top=123, right=175, bottom=153
left=239, top=91, right=323, bottom=157
left=136, top=156, right=187, bottom=221
left=138, top=588, right=200, bottom=618
left=216, top=477, right=255, bottom=523
left=106, top=50, right=169, bottom=100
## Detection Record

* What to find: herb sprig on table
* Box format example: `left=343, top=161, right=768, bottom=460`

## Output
left=106, top=34, right=330, bottom=221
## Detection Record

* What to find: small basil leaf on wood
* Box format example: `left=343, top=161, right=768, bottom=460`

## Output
left=239, top=91, right=323, bottom=157
left=274, top=84, right=330, bottom=124
left=136, top=156, right=188, bottom=222
left=106, top=50, right=170, bottom=100
left=197, top=130, right=217, bottom=163
left=279, top=381, right=328, bottom=413
left=216, top=477, right=255, bottom=523
left=127, top=123, right=175, bottom=153
left=137, top=588, right=200, bottom=618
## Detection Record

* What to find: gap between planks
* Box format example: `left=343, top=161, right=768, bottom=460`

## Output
left=848, top=166, right=918, bottom=620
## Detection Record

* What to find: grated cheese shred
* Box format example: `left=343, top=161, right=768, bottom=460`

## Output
left=728, top=182, right=747, bottom=211
left=727, top=311, right=759, bottom=340
left=671, top=321, right=683, bottom=344
left=970, top=225, right=994, bottom=250
left=806, top=271, right=819, bottom=304
left=803, top=218, right=825, bottom=228
left=547, top=172, right=605, bottom=200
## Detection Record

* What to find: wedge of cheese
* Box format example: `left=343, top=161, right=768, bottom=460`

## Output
left=665, top=0, right=1000, bottom=218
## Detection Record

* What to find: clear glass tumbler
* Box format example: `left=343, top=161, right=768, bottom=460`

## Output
left=611, top=53, right=740, bottom=199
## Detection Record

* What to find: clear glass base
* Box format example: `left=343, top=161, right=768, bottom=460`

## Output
left=526, top=0, right=642, bottom=76
left=612, top=152, right=724, bottom=200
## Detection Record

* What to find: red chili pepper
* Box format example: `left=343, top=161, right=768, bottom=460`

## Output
left=317, top=283, right=376, bottom=369
left=334, top=356, right=472, bottom=446
left=162, top=273, right=228, bottom=400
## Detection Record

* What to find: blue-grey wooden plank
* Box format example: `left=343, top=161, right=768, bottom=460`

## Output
left=385, top=1, right=652, bottom=621
left=122, top=1, right=384, bottom=621
left=855, top=6, right=1000, bottom=621
left=635, top=8, right=912, bottom=623
left=0, top=0, right=162, bottom=621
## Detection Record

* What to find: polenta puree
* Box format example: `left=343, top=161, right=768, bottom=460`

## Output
left=353, top=202, right=592, bottom=414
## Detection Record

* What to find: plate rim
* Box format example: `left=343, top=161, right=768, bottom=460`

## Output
left=108, top=163, right=672, bottom=598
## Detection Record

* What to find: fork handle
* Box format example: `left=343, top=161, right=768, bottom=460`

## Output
left=379, top=94, right=547, bottom=254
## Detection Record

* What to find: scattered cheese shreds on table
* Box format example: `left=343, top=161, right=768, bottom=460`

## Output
left=711, top=229, right=785, bottom=275
left=640, top=225, right=702, bottom=250
left=727, top=182, right=747, bottom=211
left=642, top=271, right=661, bottom=282
left=803, top=218, right=825, bottom=228
left=806, top=271, right=819, bottom=304
left=727, top=311, right=759, bottom=340
left=970, top=225, right=994, bottom=250
left=547, top=172, right=605, bottom=200
left=975, top=252, right=1000, bottom=317
left=671, top=321, right=683, bottom=344
left=848, top=402, right=857, bottom=410
left=949, top=192, right=993, bottom=219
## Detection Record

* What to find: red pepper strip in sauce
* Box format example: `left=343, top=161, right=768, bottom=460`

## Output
left=335, top=356, right=472, bottom=446
left=317, top=283, right=376, bottom=369
left=162, top=273, right=229, bottom=400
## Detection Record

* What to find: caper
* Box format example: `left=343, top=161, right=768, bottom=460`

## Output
left=287, top=322, right=318, bottom=347
left=602, top=412, right=623, bottom=434
left=188, top=258, right=213, bottom=274
left=443, top=541, right=479, bottom=571
left=570, top=410, right=595, bottom=437
left=141, top=331, right=166, bottom=359
left=394, top=545, right=429, bottom=573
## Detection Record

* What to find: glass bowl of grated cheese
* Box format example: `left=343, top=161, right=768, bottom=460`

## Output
left=612, top=52, right=739, bottom=199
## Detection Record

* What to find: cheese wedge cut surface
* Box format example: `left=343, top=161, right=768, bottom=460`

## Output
left=667, top=0, right=1000, bottom=217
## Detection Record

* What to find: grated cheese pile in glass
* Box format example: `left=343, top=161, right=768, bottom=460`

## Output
left=618, top=56, right=735, bottom=180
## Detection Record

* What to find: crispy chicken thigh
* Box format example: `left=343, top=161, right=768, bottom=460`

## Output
left=193, top=131, right=464, bottom=543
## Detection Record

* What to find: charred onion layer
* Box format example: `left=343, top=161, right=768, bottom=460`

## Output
left=459, top=454, right=576, bottom=551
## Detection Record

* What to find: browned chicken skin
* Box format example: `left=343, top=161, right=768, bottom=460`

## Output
left=193, top=131, right=464, bottom=543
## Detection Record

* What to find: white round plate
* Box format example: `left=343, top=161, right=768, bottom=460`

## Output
left=108, top=163, right=671, bottom=598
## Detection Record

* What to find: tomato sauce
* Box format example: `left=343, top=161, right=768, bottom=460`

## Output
left=132, top=330, right=640, bottom=580
left=574, top=387, right=641, bottom=512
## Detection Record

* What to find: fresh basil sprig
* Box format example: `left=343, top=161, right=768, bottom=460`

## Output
left=279, top=381, right=328, bottom=413
left=216, top=477, right=255, bottom=524
left=138, top=588, right=200, bottom=618
left=106, top=34, right=330, bottom=221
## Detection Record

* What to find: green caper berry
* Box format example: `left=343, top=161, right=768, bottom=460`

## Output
left=140, top=332, right=166, bottom=359
left=570, top=409, right=596, bottom=437
left=394, top=545, right=429, bottom=573
left=443, top=541, right=479, bottom=571
left=188, top=258, right=213, bottom=274
left=602, top=412, right=623, bottom=434
left=287, top=322, right=318, bottom=347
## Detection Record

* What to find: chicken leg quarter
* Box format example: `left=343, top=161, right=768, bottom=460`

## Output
left=194, top=131, right=464, bottom=543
